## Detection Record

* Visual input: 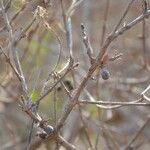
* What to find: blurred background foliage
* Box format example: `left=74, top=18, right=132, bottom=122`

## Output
left=0, top=0, right=150, bottom=150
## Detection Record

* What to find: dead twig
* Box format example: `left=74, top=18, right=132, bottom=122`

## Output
left=81, top=23, right=94, bottom=64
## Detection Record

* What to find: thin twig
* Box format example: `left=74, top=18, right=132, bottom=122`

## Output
left=26, top=69, right=41, bottom=150
left=60, top=0, right=73, bottom=59
left=56, top=135, right=76, bottom=150
left=100, top=0, right=110, bottom=46
left=10, top=2, right=27, bottom=25
left=81, top=23, right=94, bottom=64
left=141, top=84, right=150, bottom=102
left=43, top=21, right=62, bottom=75
left=21, top=23, right=39, bottom=61
left=111, top=0, right=135, bottom=34
left=79, top=98, right=150, bottom=107
left=0, top=0, right=13, bottom=55
left=141, top=84, right=150, bottom=95
left=35, top=6, right=62, bottom=95
left=124, top=115, right=150, bottom=150
left=53, top=84, right=59, bottom=149
left=26, top=121, right=34, bottom=150
left=0, top=46, right=21, bottom=81
left=66, top=0, right=85, bottom=18
left=14, top=17, right=36, bottom=47
left=0, top=1, right=27, bottom=33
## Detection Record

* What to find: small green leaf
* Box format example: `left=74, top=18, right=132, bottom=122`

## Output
left=30, top=90, right=40, bottom=103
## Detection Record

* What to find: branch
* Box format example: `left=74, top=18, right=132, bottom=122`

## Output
left=56, top=135, right=76, bottom=150
left=0, top=46, right=21, bottom=82
left=111, top=0, right=135, bottom=34
left=34, top=62, right=79, bottom=105
left=0, top=0, right=32, bottom=100
left=56, top=8, right=150, bottom=130
left=79, top=99, right=150, bottom=107
left=81, top=23, right=94, bottom=64
left=141, top=84, right=150, bottom=102
left=60, top=0, right=74, bottom=60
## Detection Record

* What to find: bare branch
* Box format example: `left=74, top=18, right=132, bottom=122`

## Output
left=56, top=135, right=76, bottom=150
left=111, top=0, right=135, bottom=34
left=81, top=23, right=94, bottom=64
left=79, top=99, right=150, bottom=107
left=35, top=62, right=78, bottom=105
left=56, top=8, right=150, bottom=130
left=0, top=0, right=31, bottom=100
left=60, top=0, right=74, bottom=59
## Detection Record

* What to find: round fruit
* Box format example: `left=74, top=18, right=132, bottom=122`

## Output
left=101, top=67, right=110, bottom=80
